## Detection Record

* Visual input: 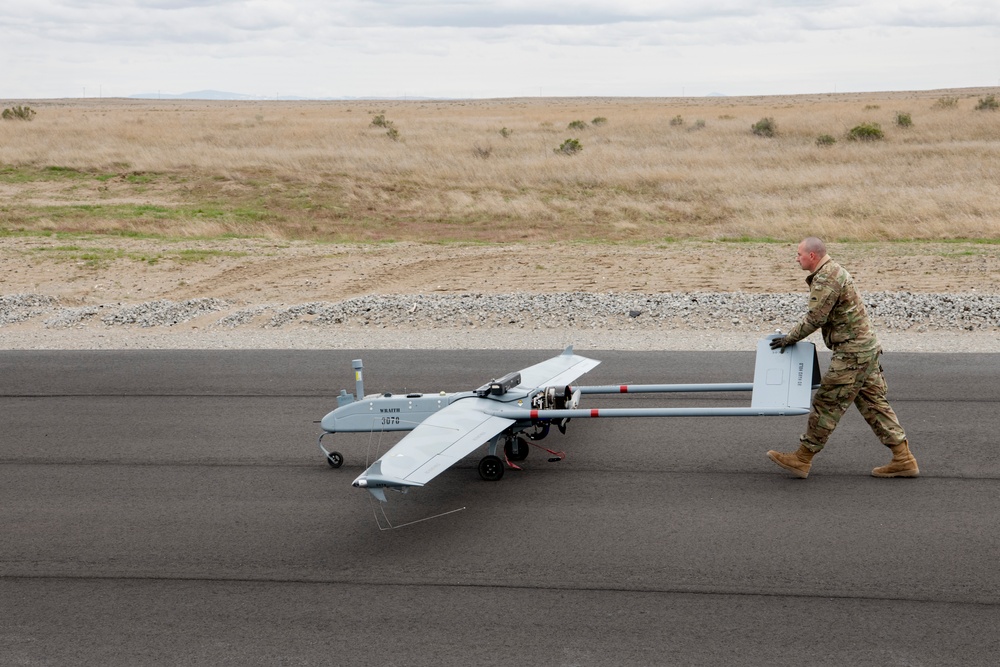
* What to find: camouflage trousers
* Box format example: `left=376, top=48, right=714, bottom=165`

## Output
left=800, top=349, right=907, bottom=453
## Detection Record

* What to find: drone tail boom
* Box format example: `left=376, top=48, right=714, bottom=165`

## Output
left=487, top=336, right=820, bottom=421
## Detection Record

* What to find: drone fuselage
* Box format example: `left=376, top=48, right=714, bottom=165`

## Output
left=320, top=388, right=536, bottom=434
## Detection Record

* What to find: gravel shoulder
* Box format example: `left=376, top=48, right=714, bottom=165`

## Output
left=1, top=238, right=997, bottom=352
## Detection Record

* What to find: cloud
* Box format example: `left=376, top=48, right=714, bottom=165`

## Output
left=333, top=1, right=1000, bottom=32
left=341, top=2, right=659, bottom=29
left=4, top=0, right=296, bottom=46
left=1, top=0, right=998, bottom=98
left=6, top=1, right=999, bottom=48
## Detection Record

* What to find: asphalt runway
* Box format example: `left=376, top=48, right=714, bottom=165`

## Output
left=3, top=349, right=999, bottom=666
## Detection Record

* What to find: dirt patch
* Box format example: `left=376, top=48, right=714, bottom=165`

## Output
left=1, top=237, right=997, bottom=307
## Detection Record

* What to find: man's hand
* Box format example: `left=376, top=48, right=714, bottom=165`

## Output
left=769, top=336, right=790, bottom=353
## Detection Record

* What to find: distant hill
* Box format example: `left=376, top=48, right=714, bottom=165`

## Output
left=131, top=90, right=297, bottom=101
left=129, top=90, right=442, bottom=101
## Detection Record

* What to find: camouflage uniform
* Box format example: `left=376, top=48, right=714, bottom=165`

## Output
left=782, top=257, right=907, bottom=453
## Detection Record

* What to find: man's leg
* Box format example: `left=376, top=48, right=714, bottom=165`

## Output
left=801, top=352, right=879, bottom=451
left=855, top=362, right=918, bottom=477
left=767, top=352, right=870, bottom=477
left=801, top=381, right=860, bottom=451
left=854, top=362, right=907, bottom=445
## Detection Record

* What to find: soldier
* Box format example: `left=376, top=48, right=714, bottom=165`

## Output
left=766, top=237, right=918, bottom=479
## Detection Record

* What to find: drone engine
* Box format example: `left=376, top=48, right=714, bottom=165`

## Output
left=532, top=385, right=579, bottom=410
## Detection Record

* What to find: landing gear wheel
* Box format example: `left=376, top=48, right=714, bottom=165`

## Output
left=504, top=436, right=530, bottom=462
left=326, top=451, right=344, bottom=468
left=526, top=423, right=550, bottom=441
left=478, top=455, right=505, bottom=481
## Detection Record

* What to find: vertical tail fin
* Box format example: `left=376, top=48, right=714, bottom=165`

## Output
left=751, top=335, right=820, bottom=412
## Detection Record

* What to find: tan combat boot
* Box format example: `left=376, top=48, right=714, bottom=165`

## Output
left=767, top=444, right=816, bottom=479
left=871, top=440, right=919, bottom=478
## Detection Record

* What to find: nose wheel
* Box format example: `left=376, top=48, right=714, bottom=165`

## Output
left=318, top=433, right=343, bottom=469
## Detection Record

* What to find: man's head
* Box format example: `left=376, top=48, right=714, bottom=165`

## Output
left=796, top=237, right=827, bottom=272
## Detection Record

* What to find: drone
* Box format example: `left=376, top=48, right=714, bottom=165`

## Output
left=318, top=335, right=820, bottom=503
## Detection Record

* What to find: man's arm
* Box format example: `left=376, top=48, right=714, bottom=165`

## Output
left=775, top=272, right=841, bottom=347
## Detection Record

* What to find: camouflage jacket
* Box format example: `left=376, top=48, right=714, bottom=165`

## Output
left=785, top=257, right=879, bottom=353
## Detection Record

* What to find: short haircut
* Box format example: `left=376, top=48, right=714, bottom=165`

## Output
left=801, top=236, right=826, bottom=256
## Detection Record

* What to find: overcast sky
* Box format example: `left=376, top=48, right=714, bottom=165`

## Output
left=3, top=1, right=998, bottom=99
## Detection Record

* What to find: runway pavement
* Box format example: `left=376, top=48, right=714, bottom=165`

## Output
left=2, top=349, right=999, bottom=665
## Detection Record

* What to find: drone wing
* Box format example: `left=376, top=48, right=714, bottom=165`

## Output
left=352, top=347, right=600, bottom=501
left=515, top=345, right=601, bottom=389
left=352, top=398, right=515, bottom=501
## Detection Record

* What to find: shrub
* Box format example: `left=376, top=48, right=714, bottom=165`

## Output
left=2, top=105, right=36, bottom=121
left=690, top=119, right=706, bottom=130
left=591, top=117, right=607, bottom=126
left=847, top=122, right=884, bottom=141
left=864, top=104, right=881, bottom=110
left=499, top=126, right=513, bottom=138
left=472, top=144, right=492, bottom=159
left=369, top=114, right=399, bottom=140
left=933, top=96, right=959, bottom=109
left=895, top=112, right=913, bottom=128
left=816, top=134, right=837, bottom=146
left=975, top=95, right=998, bottom=111
left=555, top=138, right=582, bottom=155
left=751, top=117, right=776, bottom=137
left=669, top=115, right=684, bottom=127
left=567, top=120, right=587, bottom=130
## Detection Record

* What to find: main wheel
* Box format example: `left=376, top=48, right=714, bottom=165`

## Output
left=504, top=436, right=530, bottom=462
left=478, top=455, right=505, bottom=481
left=525, top=423, right=550, bottom=441
left=326, top=451, right=344, bottom=468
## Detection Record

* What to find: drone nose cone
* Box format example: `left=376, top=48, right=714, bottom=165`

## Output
left=352, top=476, right=368, bottom=488
left=320, top=412, right=337, bottom=433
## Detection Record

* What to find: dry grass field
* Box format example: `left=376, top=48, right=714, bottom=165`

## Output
left=2, top=91, right=999, bottom=350
left=2, top=88, right=999, bottom=243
